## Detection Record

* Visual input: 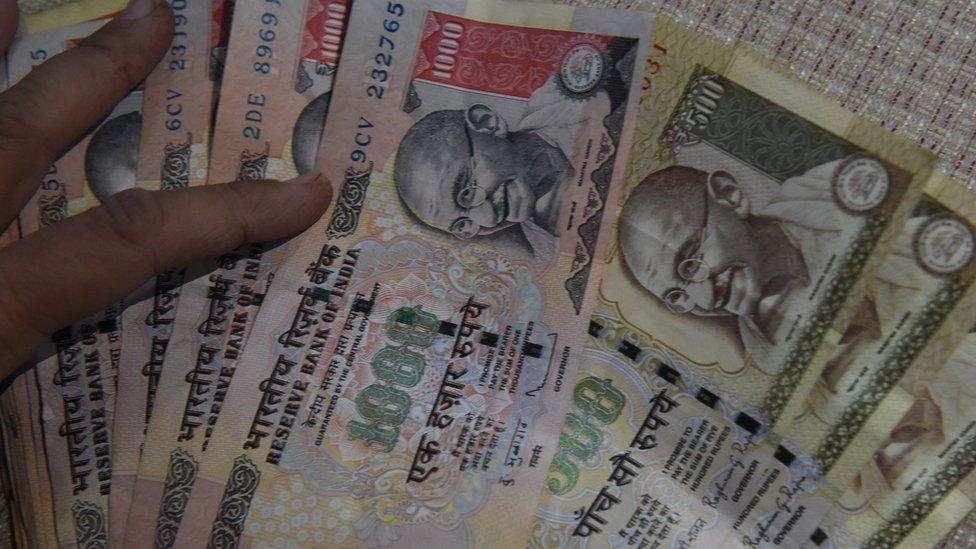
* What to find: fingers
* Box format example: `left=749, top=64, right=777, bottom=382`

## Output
left=0, top=0, right=173, bottom=227
left=0, top=0, right=18, bottom=56
left=0, top=174, right=332, bottom=371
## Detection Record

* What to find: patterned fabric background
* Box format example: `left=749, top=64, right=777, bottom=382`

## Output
left=561, top=0, right=976, bottom=190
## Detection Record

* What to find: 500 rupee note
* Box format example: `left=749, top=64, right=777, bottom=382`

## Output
left=787, top=174, right=976, bottom=489
left=530, top=299, right=832, bottom=548
left=169, top=0, right=651, bottom=546
left=527, top=11, right=939, bottom=549
left=818, top=328, right=976, bottom=549
left=110, top=0, right=228, bottom=544
left=12, top=17, right=142, bottom=239
left=598, top=17, right=931, bottom=438
left=122, top=0, right=350, bottom=545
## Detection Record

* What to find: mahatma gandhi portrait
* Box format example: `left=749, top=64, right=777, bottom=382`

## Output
left=393, top=103, right=573, bottom=261
left=85, top=111, right=141, bottom=202
left=619, top=164, right=821, bottom=366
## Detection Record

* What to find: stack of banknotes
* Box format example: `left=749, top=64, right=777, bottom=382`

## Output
left=1, top=0, right=975, bottom=547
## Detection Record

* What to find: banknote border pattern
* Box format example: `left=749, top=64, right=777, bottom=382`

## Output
left=72, top=500, right=107, bottom=549
left=237, top=147, right=269, bottom=182
left=155, top=447, right=201, bottom=547
left=38, top=190, right=67, bottom=227
left=325, top=164, right=372, bottom=239
left=814, top=277, right=969, bottom=467
left=762, top=216, right=887, bottom=421
left=864, top=433, right=976, bottom=548
left=160, top=138, right=193, bottom=190
left=208, top=454, right=261, bottom=548
left=564, top=40, right=636, bottom=314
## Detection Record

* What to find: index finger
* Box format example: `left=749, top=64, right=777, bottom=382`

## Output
left=0, top=174, right=332, bottom=372
left=0, top=0, right=18, bottom=56
left=0, top=0, right=173, bottom=228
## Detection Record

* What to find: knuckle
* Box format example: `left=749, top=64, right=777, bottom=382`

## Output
left=0, top=91, right=47, bottom=154
left=75, top=40, right=140, bottom=89
left=99, top=188, right=164, bottom=255
left=220, top=182, right=256, bottom=243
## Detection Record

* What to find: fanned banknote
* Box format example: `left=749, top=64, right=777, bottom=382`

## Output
left=788, top=174, right=976, bottom=488
left=0, top=224, right=18, bottom=250
left=0, top=375, right=57, bottom=547
left=0, top=380, right=30, bottom=547
left=530, top=299, right=832, bottom=548
left=817, top=328, right=976, bottom=548
left=122, top=0, right=350, bottom=545
left=0, top=71, right=38, bottom=549
left=166, top=0, right=651, bottom=546
left=36, top=314, right=119, bottom=548
left=601, top=17, right=932, bottom=436
left=110, top=0, right=228, bottom=544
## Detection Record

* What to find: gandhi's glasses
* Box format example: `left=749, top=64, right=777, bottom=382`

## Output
left=449, top=123, right=488, bottom=240
left=663, top=189, right=711, bottom=314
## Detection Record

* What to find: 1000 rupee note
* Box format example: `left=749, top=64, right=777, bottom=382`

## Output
left=0, top=73, right=39, bottom=545
left=169, top=0, right=651, bottom=546
left=122, top=0, right=350, bottom=545
left=21, top=372, right=59, bottom=548
left=530, top=299, right=832, bottom=548
left=110, top=0, right=228, bottom=544
left=36, top=314, right=119, bottom=548
left=817, top=328, right=976, bottom=549
left=787, top=173, right=976, bottom=489
left=0, top=10, right=114, bottom=546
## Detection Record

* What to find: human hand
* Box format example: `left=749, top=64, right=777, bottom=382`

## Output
left=0, top=0, right=332, bottom=377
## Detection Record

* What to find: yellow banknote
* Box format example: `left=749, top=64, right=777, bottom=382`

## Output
left=789, top=173, right=976, bottom=489
left=818, top=330, right=976, bottom=548
left=23, top=0, right=125, bottom=34
left=604, top=16, right=932, bottom=437
left=0, top=374, right=57, bottom=548
left=529, top=12, right=942, bottom=549
left=531, top=299, right=832, bottom=548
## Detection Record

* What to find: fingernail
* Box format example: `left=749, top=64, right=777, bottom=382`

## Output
left=285, top=172, right=322, bottom=185
left=119, top=0, right=160, bottom=20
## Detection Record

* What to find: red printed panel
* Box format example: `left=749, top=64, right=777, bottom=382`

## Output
left=211, top=0, right=234, bottom=50
left=413, top=11, right=614, bottom=99
left=301, top=0, right=351, bottom=67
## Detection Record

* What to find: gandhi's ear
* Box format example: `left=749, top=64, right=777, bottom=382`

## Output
left=707, top=170, right=751, bottom=218
left=465, top=104, right=508, bottom=137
